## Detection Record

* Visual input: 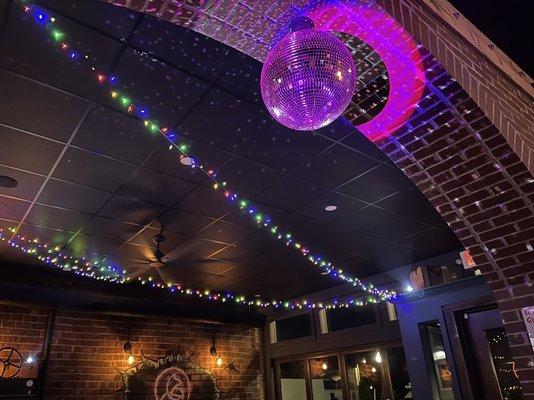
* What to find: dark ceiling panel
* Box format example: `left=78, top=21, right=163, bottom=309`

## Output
left=243, top=125, right=331, bottom=173
left=293, top=144, right=381, bottom=189
left=297, top=192, right=367, bottom=222
left=73, top=105, right=162, bottom=164
left=53, top=147, right=137, bottom=192
left=178, top=88, right=269, bottom=153
left=338, top=164, right=414, bottom=203
left=174, top=186, right=233, bottom=219
left=0, top=166, right=45, bottom=201
left=0, top=196, right=31, bottom=221
left=143, top=138, right=232, bottom=183
left=0, top=71, right=89, bottom=142
left=101, top=48, right=209, bottom=124
left=196, top=220, right=254, bottom=245
left=97, top=194, right=165, bottom=226
left=117, top=167, right=195, bottom=207
left=0, top=125, right=63, bottom=175
left=38, top=178, right=112, bottom=214
left=81, top=216, right=141, bottom=241
left=0, top=1, right=122, bottom=98
left=40, top=0, right=140, bottom=39
left=25, top=203, right=91, bottom=232
left=155, top=209, right=215, bottom=237
left=253, top=175, right=326, bottom=211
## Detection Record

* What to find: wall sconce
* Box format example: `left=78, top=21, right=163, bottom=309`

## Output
left=210, top=330, right=223, bottom=367
left=322, top=361, right=328, bottom=370
left=375, top=351, right=382, bottom=363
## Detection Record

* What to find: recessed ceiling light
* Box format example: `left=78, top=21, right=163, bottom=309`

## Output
left=324, top=204, right=338, bottom=212
left=180, top=156, right=193, bottom=166
left=0, top=175, right=18, bottom=188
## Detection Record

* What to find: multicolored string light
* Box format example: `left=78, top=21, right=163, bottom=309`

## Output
left=0, top=227, right=384, bottom=309
left=13, top=1, right=398, bottom=305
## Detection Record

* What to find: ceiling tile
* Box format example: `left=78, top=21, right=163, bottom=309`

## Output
left=25, top=203, right=91, bottom=232
left=313, top=116, right=356, bottom=141
left=0, top=196, right=31, bottom=221
left=293, top=145, right=380, bottom=189
left=221, top=202, right=287, bottom=226
left=341, top=130, right=391, bottom=163
left=209, top=245, right=263, bottom=265
left=253, top=175, right=326, bottom=211
left=374, top=187, right=446, bottom=226
left=0, top=125, right=63, bottom=174
left=81, top=216, right=141, bottom=241
left=38, top=178, right=112, bottom=214
left=338, top=164, right=413, bottom=203
left=364, top=217, right=430, bottom=242
left=97, top=194, right=165, bottom=225
left=0, top=166, right=45, bottom=201
left=66, top=233, right=123, bottom=258
left=41, top=0, right=140, bottom=39
left=162, top=237, right=227, bottom=260
left=217, top=52, right=263, bottom=104
left=216, top=157, right=281, bottom=198
left=243, top=126, right=331, bottom=173
left=178, top=88, right=269, bottom=153
left=100, top=48, right=209, bottom=124
left=155, top=209, right=215, bottom=236
left=1, top=2, right=121, bottom=98
left=297, top=192, right=367, bottom=222
left=16, top=223, right=72, bottom=246
left=118, top=168, right=195, bottom=207
left=53, top=147, right=136, bottom=192
left=174, top=186, right=233, bottom=219
left=196, top=220, right=254, bottom=245
left=130, top=16, right=225, bottom=81
left=73, top=105, right=161, bottom=164
left=0, top=70, right=89, bottom=142
left=144, top=138, right=232, bottom=183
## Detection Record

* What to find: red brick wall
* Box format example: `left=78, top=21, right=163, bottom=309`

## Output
left=0, top=304, right=265, bottom=399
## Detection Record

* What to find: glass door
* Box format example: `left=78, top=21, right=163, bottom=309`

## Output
left=462, top=308, right=523, bottom=400
left=344, top=349, right=386, bottom=400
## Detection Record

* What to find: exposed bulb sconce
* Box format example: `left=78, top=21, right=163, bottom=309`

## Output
left=322, top=362, right=328, bottom=370
left=375, top=351, right=382, bottom=363
left=216, top=357, right=223, bottom=367
left=128, top=355, right=135, bottom=365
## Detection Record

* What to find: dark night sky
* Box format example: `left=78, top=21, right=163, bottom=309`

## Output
left=448, top=0, right=533, bottom=77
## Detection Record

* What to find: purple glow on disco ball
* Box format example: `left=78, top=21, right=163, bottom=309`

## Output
left=261, top=22, right=356, bottom=131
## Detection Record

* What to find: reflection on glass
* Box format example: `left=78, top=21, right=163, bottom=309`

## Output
left=279, top=360, right=307, bottom=400
left=421, top=322, right=454, bottom=400
left=344, top=350, right=384, bottom=400
left=276, top=314, right=312, bottom=342
left=309, top=355, right=344, bottom=400
left=485, top=328, right=523, bottom=400
left=386, top=347, right=411, bottom=400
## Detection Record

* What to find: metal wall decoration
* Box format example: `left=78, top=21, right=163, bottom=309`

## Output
left=0, top=347, right=22, bottom=378
left=119, top=352, right=221, bottom=400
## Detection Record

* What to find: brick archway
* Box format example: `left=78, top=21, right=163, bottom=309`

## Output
left=108, top=0, right=533, bottom=394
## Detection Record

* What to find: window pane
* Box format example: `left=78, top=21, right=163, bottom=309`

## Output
left=309, top=355, right=344, bottom=400
left=386, top=347, right=411, bottom=400
left=326, top=304, right=376, bottom=332
left=279, top=360, right=307, bottom=400
left=276, top=314, right=312, bottom=342
left=420, top=321, right=454, bottom=400
left=485, top=328, right=523, bottom=400
left=344, top=350, right=385, bottom=400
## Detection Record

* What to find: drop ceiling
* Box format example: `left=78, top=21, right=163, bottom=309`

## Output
left=0, top=0, right=462, bottom=299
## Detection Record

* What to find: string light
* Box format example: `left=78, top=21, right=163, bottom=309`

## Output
left=0, top=228, right=387, bottom=310
left=15, top=1, right=398, bottom=305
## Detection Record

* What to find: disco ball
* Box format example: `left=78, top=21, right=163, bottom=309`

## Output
left=261, top=18, right=357, bottom=131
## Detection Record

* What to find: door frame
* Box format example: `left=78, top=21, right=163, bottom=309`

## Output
left=442, top=295, right=497, bottom=400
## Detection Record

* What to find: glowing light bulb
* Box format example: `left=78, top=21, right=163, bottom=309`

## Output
left=26, top=356, right=34, bottom=364
left=322, top=362, right=328, bottom=370
left=405, top=284, right=414, bottom=292
left=216, top=357, right=223, bottom=367
left=371, top=367, right=377, bottom=373
left=127, top=355, right=135, bottom=365
left=375, top=351, right=382, bottom=363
